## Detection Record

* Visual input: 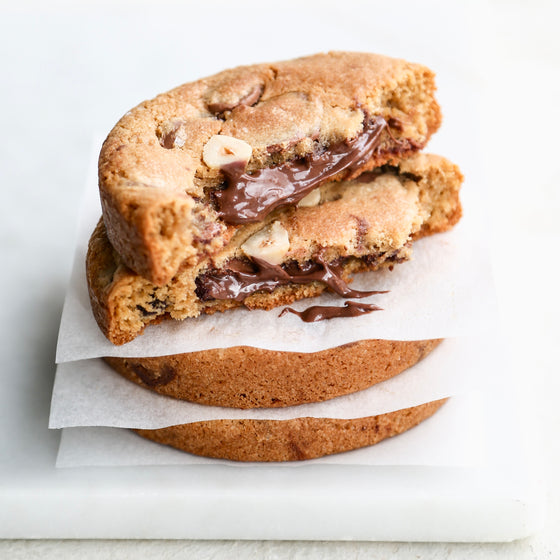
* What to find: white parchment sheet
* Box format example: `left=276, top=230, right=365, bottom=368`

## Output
left=55, top=139, right=498, bottom=362
left=49, top=335, right=500, bottom=429
left=51, top=333, right=502, bottom=468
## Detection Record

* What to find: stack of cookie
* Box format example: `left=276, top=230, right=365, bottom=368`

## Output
left=86, top=52, right=463, bottom=461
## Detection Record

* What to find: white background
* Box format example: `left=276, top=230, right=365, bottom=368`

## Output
left=1, top=0, right=558, bottom=558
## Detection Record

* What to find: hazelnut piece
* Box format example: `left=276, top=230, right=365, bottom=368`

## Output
left=241, top=222, right=290, bottom=265
left=202, top=135, right=252, bottom=169
left=297, top=189, right=321, bottom=208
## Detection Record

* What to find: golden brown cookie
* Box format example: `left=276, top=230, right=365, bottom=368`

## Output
left=99, top=52, right=442, bottom=286
left=134, top=399, right=447, bottom=462
left=104, top=339, right=441, bottom=408
left=88, top=153, right=462, bottom=345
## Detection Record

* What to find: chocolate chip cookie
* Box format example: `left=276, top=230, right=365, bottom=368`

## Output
left=104, top=339, right=441, bottom=407
left=134, top=399, right=447, bottom=462
left=99, top=52, right=442, bottom=286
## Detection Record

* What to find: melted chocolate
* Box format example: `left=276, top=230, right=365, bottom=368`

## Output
left=195, top=255, right=387, bottom=302
left=213, top=116, right=388, bottom=224
left=279, top=300, right=382, bottom=322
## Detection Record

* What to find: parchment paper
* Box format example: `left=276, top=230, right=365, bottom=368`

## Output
left=55, top=139, right=498, bottom=362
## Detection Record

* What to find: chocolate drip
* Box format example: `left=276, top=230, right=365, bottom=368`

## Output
left=195, top=255, right=387, bottom=302
left=279, top=301, right=383, bottom=322
left=213, top=116, right=388, bottom=224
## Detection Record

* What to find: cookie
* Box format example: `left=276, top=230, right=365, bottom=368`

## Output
left=134, top=399, right=447, bottom=462
left=104, top=339, right=441, bottom=408
left=99, top=52, right=442, bottom=286
left=88, top=153, right=462, bottom=345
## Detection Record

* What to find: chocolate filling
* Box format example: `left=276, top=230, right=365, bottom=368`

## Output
left=279, top=300, right=382, bottom=322
left=213, top=116, right=389, bottom=224
left=195, top=255, right=387, bottom=302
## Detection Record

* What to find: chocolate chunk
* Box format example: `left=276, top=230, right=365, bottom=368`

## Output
left=129, top=363, right=177, bottom=387
left=207, top=84, right=264, bottom=115
left=387, top=116, right=405, bottom=131
left=135, top=294, right=167, bottom=316
left=136, top=304, right=156, bottom=316
left=353, top=215, right=370, bottom=250
left=157, top=118, right=187, bottom=150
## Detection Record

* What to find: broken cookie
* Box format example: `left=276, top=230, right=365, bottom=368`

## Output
left=98, top=52, right=442, bottom=286
left=88, top=153, right=462, bottom=345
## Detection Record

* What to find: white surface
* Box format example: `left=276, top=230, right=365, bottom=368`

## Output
left=0, top=386, right=543, bottom=541
left=1, top=0, right=558, bottom=557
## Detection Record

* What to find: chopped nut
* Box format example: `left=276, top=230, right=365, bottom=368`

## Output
left=241, top=221, right=290, bottom=265
left=297, top=189, right=321, bottom=208
left=202, top=135, right=252, bottom=169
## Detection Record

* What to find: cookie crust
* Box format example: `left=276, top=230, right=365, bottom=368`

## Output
left=134, top=399, right=447, bottom=462
left=104, top=339, right=441, bottom=408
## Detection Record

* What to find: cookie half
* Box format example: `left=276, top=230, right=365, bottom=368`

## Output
left=88, top=153, right=462, bottom=345
left=99, top=51, right=442, bottom=286
left=104, top=339, right=441, bottom=408
left=134, top=399, right=447, bottom=462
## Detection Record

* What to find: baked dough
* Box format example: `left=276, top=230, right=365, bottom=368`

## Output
left=134, top=399, right=447, bottom=462
left=104, top=339, right=441, bottom=408
left=99, top=52, right=442, bottom=286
